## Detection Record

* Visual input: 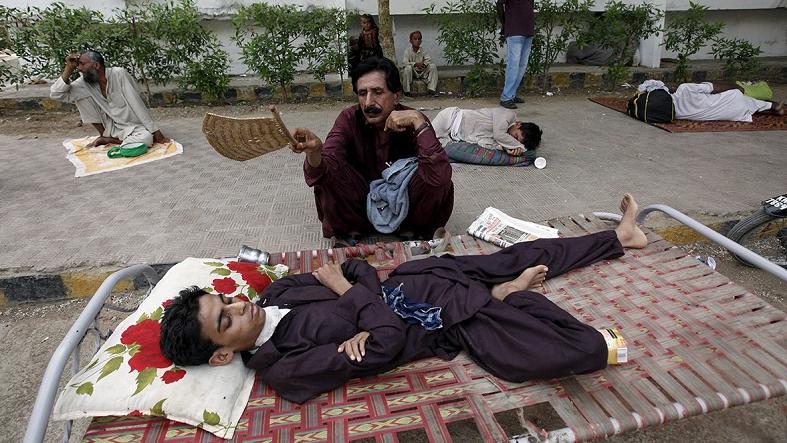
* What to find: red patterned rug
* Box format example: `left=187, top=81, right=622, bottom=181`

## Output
left=589, top=96, right=786, bottom=133
left=82, top=215, right=787, bottom=442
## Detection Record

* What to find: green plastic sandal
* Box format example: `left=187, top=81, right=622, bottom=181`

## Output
left=107, top=143, right=149, bottom=158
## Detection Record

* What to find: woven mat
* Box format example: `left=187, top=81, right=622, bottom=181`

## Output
left=82, top=215, right=787, bottom=442
left=63, top=136, right=183, bottom=177
left=589, top=96, right=786, bottom=133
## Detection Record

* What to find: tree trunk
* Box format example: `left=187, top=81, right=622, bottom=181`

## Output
left=377, top=0, right=396, bottom=62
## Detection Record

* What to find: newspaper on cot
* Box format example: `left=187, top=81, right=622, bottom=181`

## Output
left=467, top=207, right=560, bottom=249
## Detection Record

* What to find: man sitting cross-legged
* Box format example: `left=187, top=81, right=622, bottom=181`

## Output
left=289, top=56, right=454, bottom=244
left=160, top=194, right=648, bottom=404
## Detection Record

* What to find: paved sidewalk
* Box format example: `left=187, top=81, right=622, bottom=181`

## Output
left=1, top=90, right=785, bottom=300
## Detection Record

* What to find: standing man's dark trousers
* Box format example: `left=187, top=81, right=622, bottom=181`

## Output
left=445, top=231, right=624, bottom=381
left=313, top=164, right=454, bottom=239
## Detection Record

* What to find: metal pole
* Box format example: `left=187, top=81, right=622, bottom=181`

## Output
left=23, top=264, right=159, bottom=443
left=595, top=204, right=787, bottom=282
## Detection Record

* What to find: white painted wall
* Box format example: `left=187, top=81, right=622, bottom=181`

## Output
left=5, top=0, right=786, bottom=73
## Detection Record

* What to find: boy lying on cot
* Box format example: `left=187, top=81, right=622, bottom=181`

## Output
left=160, top=194, right=648, bottom=404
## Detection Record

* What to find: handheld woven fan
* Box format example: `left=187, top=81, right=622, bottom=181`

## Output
left=202, top=106, right=299, bottom=161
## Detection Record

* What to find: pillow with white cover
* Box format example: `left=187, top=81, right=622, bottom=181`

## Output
left=53, top=257, right=288, bottom=439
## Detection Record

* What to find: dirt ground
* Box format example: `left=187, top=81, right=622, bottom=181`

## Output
left=3, top=238, right=784, bottom=443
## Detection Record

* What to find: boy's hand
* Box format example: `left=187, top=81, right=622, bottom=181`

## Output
left=338, top=331, right=370, bottom=362
left=313, top=263, right=352, bottom=296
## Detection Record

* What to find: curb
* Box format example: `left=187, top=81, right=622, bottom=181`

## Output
left=0, top=221, right=741, bottom=305
left=0, top=263, right=176, bottom=305
left=2, top=65, right=785, bottom=112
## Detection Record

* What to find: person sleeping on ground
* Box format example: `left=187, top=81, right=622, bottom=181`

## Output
left=50, top=50, right=169, bottom=148
left=639, top=80, right=784, bottom=123
left=432, top=106, right=542, bottom=157
left=160, top=194, right=648, bottom=404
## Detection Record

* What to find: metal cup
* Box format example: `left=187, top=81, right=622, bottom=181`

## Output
left=238, top=245, right=270, bottom=265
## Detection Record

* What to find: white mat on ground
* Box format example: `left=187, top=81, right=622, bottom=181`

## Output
left=63, top=136, right=183, bottom=177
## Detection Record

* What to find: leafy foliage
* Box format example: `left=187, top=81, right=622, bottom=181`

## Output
left=529, top=0, right=593, bottom=91
left=589, top=0, right=663, bottom=89
left=1, top=1, right=230, bottom=99
left=663, top=2, right=724, bottom=82
left=24, top=2, right=103, bottom=79
left=301, top=7, right=353, bottom=84
left=425, top=0, right=500, bottom=95
left=711, top=37, right=763, bottom=80
left=233, top=3, right=307, bottom=97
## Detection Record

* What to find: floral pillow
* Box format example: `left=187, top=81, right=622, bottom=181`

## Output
left=53, top=257, right=288, bottom=439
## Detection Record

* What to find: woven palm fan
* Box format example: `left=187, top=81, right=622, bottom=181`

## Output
left=202, top=106, right=299, bottom=161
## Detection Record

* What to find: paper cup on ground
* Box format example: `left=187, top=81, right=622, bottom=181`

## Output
left=534, top=157, right=547, bottom=169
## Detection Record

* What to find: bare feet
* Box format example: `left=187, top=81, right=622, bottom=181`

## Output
left=614, top=193, right=648, bottom=249
left=773, top=101, right=784, bottom=116
left=491, top=265, right=549, bottom=301
left=761, top=101, right=784, bottom=116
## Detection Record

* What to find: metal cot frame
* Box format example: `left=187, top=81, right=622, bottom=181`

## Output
left=22, top=205, right=787, bottom=442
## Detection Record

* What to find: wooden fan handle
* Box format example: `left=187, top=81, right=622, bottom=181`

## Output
left=269, top=105, right=300, bottom=147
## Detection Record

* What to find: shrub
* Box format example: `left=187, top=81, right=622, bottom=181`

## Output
left=24, top=2, right=103, bottom=80
left=145, top=0, right=230, bottom=100
left=663, top=1, right=723, bottom=83
left=590, top=0, right=663, bottom=89
left=425, top=0, right=500, bottom=96
left=529, top=0, right=593, bottom=91
left=232, top=3, right=307, bottom=98
left=302, top=7, right=353, bottom=84
left=711, top=37, right=763, bottom=80
left=180, top=43, right=231, bottom=101
left=2, top=1, right=229, bottom=99
left=0, top=5, right=36, bottom=88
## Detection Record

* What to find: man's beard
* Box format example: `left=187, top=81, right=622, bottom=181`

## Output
left=82, top=69, right=99, bottom=84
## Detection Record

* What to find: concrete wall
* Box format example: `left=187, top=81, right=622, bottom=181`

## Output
left=5, top=0, right=787, bottom=74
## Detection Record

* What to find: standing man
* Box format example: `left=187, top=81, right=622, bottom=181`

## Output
left=497, top=0, right=535, bottom=110
left=50, top=50, right=168, bottom=147
left=401, top=31, right=439, bottom=97
left=288, top=57, right=454, bottom=244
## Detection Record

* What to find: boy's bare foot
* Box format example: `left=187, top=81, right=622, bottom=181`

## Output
left=615, top=193, right=648, bottom=249
left=491, top=265, right=549, bottom=301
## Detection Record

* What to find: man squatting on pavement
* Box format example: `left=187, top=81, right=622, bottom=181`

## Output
left=285, top=56, right=454, bottom=244
left=160, top=194, right=649, bottom=404
left=50, top=50, right=169, bottom=148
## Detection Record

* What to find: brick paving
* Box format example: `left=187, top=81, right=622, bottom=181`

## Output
left=1, top=91, right=785, bottom=277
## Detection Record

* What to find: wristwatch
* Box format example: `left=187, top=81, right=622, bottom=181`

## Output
left=414, top=121, right=431, bottom=137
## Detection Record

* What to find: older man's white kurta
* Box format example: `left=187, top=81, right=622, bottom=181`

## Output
left=50, top=67, right=158, bottom=145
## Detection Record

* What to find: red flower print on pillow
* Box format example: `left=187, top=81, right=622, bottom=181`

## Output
left=227, top=261, right=258, bottom=273
left=161, top=367, right=186, bottom=384
left=225, top=261, right=273, bottom=293
left=242, top=271, right=272, bottom=293
left=212, top=277, right=237, bottom=295
left=120, top=319, right=172, bottom=372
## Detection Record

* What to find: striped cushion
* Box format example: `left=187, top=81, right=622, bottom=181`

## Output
left=444, top=142, right=536, bottom=166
